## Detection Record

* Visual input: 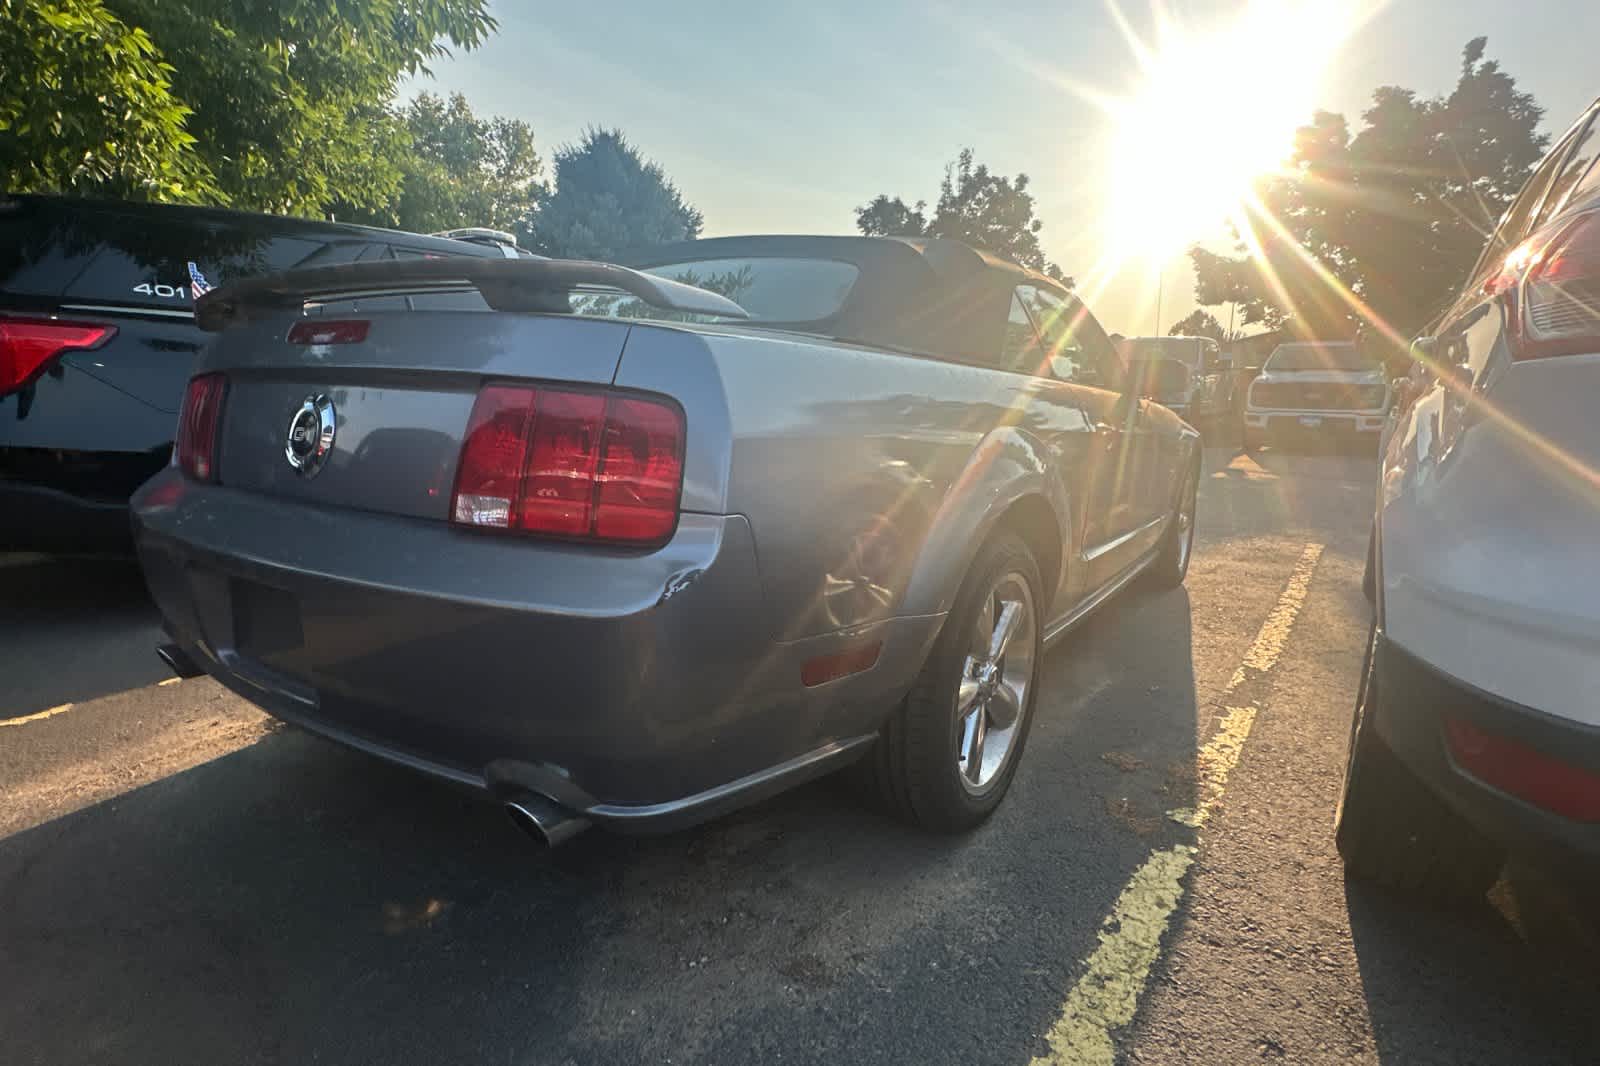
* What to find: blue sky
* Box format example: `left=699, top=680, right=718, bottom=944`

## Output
left=409, top=1, right=1600, bottom=335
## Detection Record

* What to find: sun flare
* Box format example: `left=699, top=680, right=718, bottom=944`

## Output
left=1104, top=1, right=1361, bottom=260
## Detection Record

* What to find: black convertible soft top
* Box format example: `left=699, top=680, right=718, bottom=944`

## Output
left=619, top=235, right=1073, bottom=364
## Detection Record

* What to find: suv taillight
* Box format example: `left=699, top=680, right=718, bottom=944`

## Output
left=175, top=373, right=227, bottom=482
left=450, top=384, right=685, bottom=546
left=1494, top=211, right=1600, bottom=361
left=0, top=315, right=116, bottom=395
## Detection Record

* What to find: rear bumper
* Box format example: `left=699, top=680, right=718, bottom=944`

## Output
left=0, top=480, right=133, bottom=551
left=1373, top=635, right=1600, bottom=863
left=1245, top=409, right=1386, bottom=435
left=132, top=471, right=938, bottom=827
left=0, top=442, right=170, bottom=551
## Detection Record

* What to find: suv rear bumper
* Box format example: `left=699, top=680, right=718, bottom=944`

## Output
left=1245, top=409, right=1386, bottom=435
left=1373, top=634, right=1600, bottom=864
left=132, top=470, right=938, bottom=828
left=0, top=480, right=134, bottom=551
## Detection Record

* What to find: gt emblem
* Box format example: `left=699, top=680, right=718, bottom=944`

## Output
left=285, top=394, right=336, bottom=477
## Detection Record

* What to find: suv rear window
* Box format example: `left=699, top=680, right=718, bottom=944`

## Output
left=0, top=200, right=390, bottom=312
left=64, top=235, right=334, bottom=309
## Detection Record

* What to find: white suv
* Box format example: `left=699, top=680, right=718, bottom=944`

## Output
left=1337, top=95, right=1600, bottom=900
left=1243, top=342, right=1390, bottom=451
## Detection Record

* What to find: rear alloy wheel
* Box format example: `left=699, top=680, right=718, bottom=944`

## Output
left=1146, top=457, right=1200, bottom=589
left=1335, top=622, right=1504, bottom=903
left=865, top=533, right=1043, bottom=832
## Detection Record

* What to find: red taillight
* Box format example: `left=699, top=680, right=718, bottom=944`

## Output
left=595, top=396, right=686, bottom=542
left=1445, top=716, right=1600, bottom=822
left=1492, top=212, right=1600, bottom=360
left=0, top=316, right=116, bottom=395
left=175, top=373, right=227, bottom=482
left=287, top=319, right=370, bottom=345
left=1519, top=212, right=1600, bottom=359
left=451, top=385, right=684, bottom=545
left=521, top=390, right=605, bottom=536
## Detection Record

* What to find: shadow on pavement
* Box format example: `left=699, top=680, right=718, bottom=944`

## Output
left=0, top=585, right=1202, bottom=1066
left=1345, top=872, right=1600, bottom=1064
left=0, top=554, right=167, bottom=719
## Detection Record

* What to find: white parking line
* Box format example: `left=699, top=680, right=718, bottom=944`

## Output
left=1029, top=543, right=1325, bottom=1066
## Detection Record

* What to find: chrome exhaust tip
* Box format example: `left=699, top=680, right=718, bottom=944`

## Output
left=505, top=792, right=591, bottom=848
left=156, top=643, right=204, bottom=679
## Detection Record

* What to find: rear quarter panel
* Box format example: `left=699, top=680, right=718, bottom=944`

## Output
left=1379, top=300, right=1600, bottom=727
left=614, top=324, right=1083, bottom=642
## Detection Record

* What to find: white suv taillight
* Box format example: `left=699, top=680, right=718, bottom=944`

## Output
left=450, top=384, right=685, bottom=546
left=1491, top=210, right=1600, bottom=361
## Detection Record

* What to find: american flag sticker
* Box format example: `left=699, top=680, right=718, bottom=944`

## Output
left=187, top=261, right=213, bottom=297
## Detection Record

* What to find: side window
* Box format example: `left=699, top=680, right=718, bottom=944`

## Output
left=998, top=291, right=1045, bottom=372
left=1466, top=122, right=1585, bottom=294
left=296, top=241, right=375, bottom=269
left=1018, top=285, right=1119, bottom=388
left=1565, top=153, right=1600, bottom=214
left=390, top=246, right=453, bottom=260
left=1532, top=109, right=1600, bottom=231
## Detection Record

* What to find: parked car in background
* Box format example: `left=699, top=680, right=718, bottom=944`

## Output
left=429, top=227, right=542, bottom=258
left=0, top=195, right=514, bottom=552
left=1242, top=341, right=1390, bottom=452
left=133, top=235, right=1201, bottom=843
left=1119, top=336, right=1236, bottom=430
left=1338, top=94, right=1600, bottom=899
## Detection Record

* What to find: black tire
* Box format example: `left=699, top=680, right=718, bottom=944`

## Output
left=1335, top=623, right=1504, bottom=903
left=1146, top=456, right=1200, bottom=589
left=864, top=532, right=1043, bottom=832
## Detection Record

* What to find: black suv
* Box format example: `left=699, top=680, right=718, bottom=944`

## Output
left=1, top=196, right=515, bottom=551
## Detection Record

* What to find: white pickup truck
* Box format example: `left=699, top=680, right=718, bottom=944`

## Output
left=1243, top=341, right=1391, bottom=452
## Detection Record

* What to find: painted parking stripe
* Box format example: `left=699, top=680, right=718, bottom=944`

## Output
left=1030, top=543, right=1325, bottom=1066
left=0, top=702, right=76, bottom=728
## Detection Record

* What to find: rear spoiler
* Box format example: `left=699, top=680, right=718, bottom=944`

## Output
left=194, top=257, right=750, bottom=332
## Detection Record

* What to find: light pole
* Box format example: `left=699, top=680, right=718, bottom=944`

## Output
left=1153, top=268, right=1164, bottom=336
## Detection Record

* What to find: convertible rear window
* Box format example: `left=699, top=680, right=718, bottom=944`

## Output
left=570, top=256, right=859, bottom=324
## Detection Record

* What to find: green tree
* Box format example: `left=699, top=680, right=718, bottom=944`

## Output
left=0, top=0, right=216, bottom=201
left=527, top=128, right=703, bottom=260
left=2, top=0, right=495, bottom=216
left=1191, top=38, right=1547, bottom=341
left=342, top=92, right=546, bottom=234
left=1168, top=309, right=1231, bottom=343
left=856, top=148, right=1073, bottom=286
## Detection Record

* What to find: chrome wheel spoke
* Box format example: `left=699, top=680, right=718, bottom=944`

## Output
left=988, top=679, right=1022, bottom=730
left=959, top=706, right=988, bottom=784
left=956, top=674, right=983, bottom=717
left=987, top=600, right=1023, bottom=661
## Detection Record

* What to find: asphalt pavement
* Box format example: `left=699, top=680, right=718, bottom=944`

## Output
left=2, top=445, right=1596, bottom=1065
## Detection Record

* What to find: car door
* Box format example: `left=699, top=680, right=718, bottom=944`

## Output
left=1016, top=285, right=1152, bottom=590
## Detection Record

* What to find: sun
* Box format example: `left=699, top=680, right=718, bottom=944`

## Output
left=1104, top=1, right=1361, bottom=261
